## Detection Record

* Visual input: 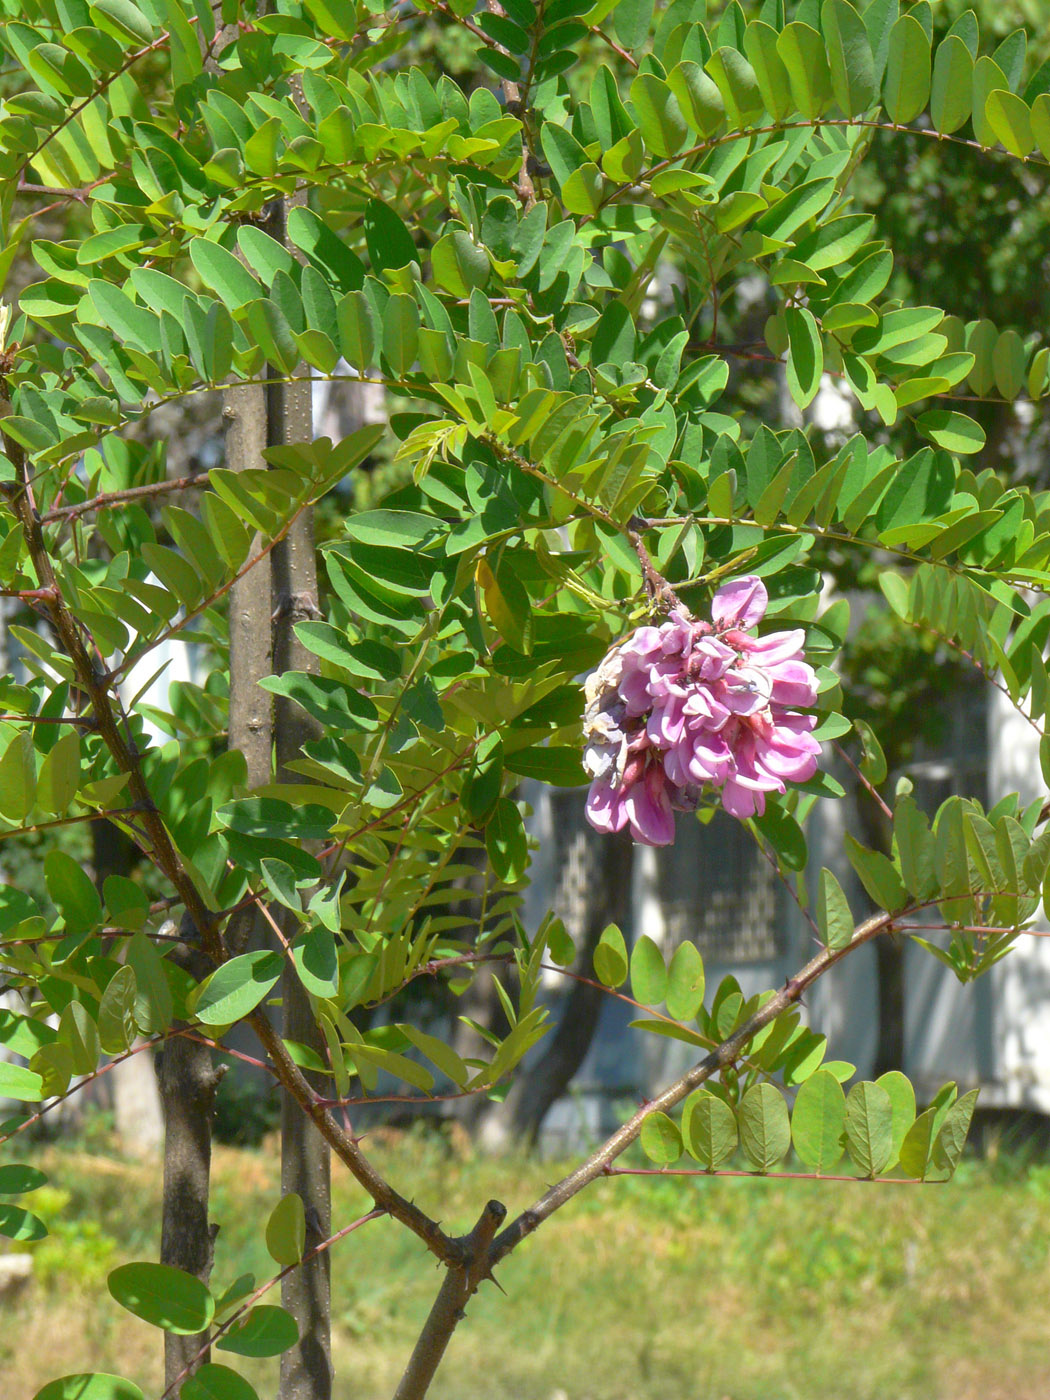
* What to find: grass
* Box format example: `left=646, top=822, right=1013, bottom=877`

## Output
left=5, top=1120, right=1050, bottom=1400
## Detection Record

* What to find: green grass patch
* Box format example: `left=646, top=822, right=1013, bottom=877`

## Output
left=4, top=1124, right=1050, bottom=1399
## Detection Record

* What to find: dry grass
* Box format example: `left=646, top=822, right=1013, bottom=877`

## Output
left=4, top=1125, right=1050, bottom=1400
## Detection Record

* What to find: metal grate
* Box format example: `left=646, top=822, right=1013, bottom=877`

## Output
left=546, top=792, right=780, bottom=964
left=548, top=791, right=603, bottom=942
left=905, top=678, right=989, bottom=814
left=655, top=810, right=780, bottom=963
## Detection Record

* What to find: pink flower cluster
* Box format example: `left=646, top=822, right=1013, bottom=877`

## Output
left=582, top=576, right=821, bottom=846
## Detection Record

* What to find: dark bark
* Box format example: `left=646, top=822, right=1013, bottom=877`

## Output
left=855, top=795, right=905, bottom=1077
left=479, top=828, right=634, bottom=1148
left=872, top=934, right=906, bottom=1077
left=158, top=932, right=224, bottom=1390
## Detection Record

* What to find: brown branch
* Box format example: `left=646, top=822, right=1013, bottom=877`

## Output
left=590, top=25, right=637, bottom=67
left=490, top=910, right=891, bottom=1264
left=246, top=1009, right=462, bottom=1265
left=392, top=1199, right=506, bottom=1400
left=626, top=516, right=688, bottom=614
left=39, top=472, right=210, bottom=525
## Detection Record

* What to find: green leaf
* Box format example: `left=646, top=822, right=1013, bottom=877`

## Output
left=823, top=0, right=876, bottom=118
left=916, top=409, right=985, bottom=455
left=742, top=22, right=793, bottom=122
left=363, top=200, right=417, bottom=272
left=382, top=293, right=419, bottom=377
left=667, top=62, right=726, bottom=137
left=853, top=717, right=887, bottom=783
left=592, top=301, right=636, bottom=366
left=399, top=1025, right=469, bottom=1088
left=181, top=1364, right=261, bottom=1400
left=985, top=88, right=1034, bottom=158
left=36, top=730, right=81, bottom=816
left=32, top=1041, right=73, bottom=1097
left=844, top=834, right=909, bottom=913
left=705, top=47, right=764, bottom=128
left=485, top=797, right=528, bottom=883
left=194, top=951, right=284, bottom=1026
left=90, top=0, right=154, bottom=45
left=817, top=867, right=853, bottom=950
left=293, top=926, right=339, bottom=999
left=216, top=1306, right=299, bottom=1358
left=931, top=34, right=973, bottom=134
left=993, top=328, right=1027, bottom=399
left=0, top=730, right=34, bottom=821
left=561, top=164, right=606, bottom=216
left=931, top=1087, right=978, bottom=1175
left=503, top=747, right=587, bottom=786
left=612, top=0, right=654, bottom=51
left=630, top=934, right=667, bottom=1006
left=0, top=1062, right=44, bottom=1102
left=791, top=1069, right=847, bottom=1172
left=34, top=1376, right=145, bottom=1400
left=59, top=1000, right=101, bottom=1076
left=431, top=231, right=489, bottom=297
left=664, top=940, right=705, bottom=1021
left=98, top=965, right=138, bottom=1054
left=876, top=1069, right=916, bottom=1162
left=785, top=306, right=823, bottom=410
left=844, top=1080, right=894, bottom=1176
left=336, top=291, right=376, bottom=370
left=630, top=73, right=688, bottom=157
left=640, top=1111, right=682, bottom=1164
left=738, top=1082, right=790, bottom=1172
left=189, top=240, right=260, bottom=311
left=1032, top=92, right=1050, bottom=160
left=0, top=1163, right=47, bottom=1193
left=898, top=1105, right=938, bottom=1179
left=883, top=14, right=931, bottom=124
left=0, top=1202, right=47, bottom=1240
left=108, top=1262, right=215, bottom=1334
left=126, top=932, right=174, bottom=1034
left=343, top=510, right=439, bottom=548
left=681, top=1089, right=737, bottom=1170
left=777, top=21, right=833, bottom=119
left=972, top=56, right=1011, bottom=148
left=462, top=732, right=503, bottom=824
left=266, top=1193, right=306, bottom=1266
left=593, top=923, right=629, bottom=988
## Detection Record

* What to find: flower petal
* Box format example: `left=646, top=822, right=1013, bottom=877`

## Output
left=711, top=575, right=767, bottom=629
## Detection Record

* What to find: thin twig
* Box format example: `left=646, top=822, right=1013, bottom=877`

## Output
left=39, top=472, right=210, bottom=525
left=160, top=1208, right=386, bottom=1400
left=602, top=1167, right=939, bottom=1184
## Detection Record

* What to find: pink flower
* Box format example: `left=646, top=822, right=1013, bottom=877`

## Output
left=582, top=575, right=822, bottom=845
left=623, top=763, right=675, bottom=846
left=711, top=575, right=767, bottom=629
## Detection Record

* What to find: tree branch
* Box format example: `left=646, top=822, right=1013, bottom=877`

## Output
left=39, top=472, right=209, bottom=525
left=392, top=1199, right=506, bottom=1400
left=491, top=910, right=891, bottom=1262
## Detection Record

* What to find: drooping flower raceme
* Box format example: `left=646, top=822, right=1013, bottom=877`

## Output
left=582, top=575, right=821, bottom=846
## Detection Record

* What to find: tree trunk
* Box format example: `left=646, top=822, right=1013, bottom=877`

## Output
left=855, top=793, right=905, bottom=1077
left=158, top=930, right=223, bottom=1390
